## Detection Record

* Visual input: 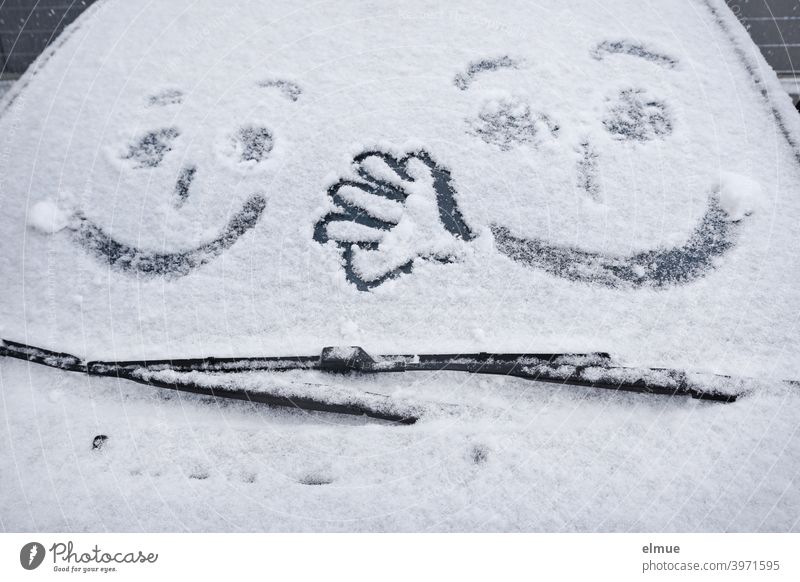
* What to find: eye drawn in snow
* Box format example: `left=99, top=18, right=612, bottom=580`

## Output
left=454, top=56, right=521, bottom=90
left=231, top=125, right=273, bottom=163
left=313, top=149, right=476, bottom=291
left=122, top=127, right=180, bottom=169
left=603, top=88, right=673, bottom=142
left=257, top=79, right=302, bottom=102
left=469, top=96, right=559, bottom=150
left=72, top=193, right=267, bottom=277
left=492, top=192, right=740, bottom=288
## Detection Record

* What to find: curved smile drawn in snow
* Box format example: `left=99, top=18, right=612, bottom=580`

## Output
left=68, top=193, right=267, bottom=277
left=492, top=193, right=738, bottom=289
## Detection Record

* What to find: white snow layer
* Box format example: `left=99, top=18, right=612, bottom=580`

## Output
left=718, top=171, right=762, bottom=221
left=1, top=0, right=800, bottom=533
left=27, top=200, right=72, bottom=234
left=1, top=0, right=799, bottom=381
left=1, top=358, right=798, bottom=532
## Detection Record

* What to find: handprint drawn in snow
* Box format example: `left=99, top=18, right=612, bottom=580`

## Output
left=313, top=150, right=476, bottom=290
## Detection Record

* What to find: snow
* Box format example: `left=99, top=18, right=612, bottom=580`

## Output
left=0, top=0, right=793, bottom=378
left=1, top=0, right=800, bottom=531
left=718, top=171, right=762, bottom=221
left=1, top=357, right=798, bottom=531
left=27, top=200, right=72, bottom=234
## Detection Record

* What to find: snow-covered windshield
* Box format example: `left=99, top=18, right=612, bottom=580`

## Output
left=1, top=0, right=799, bottom=384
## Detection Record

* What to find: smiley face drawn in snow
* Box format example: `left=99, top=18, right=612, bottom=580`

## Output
left=313, top=41, right=748, bottom=291
left=64, top=80, right=301, bottom=277
left=473, top=42, right=741, bottom=289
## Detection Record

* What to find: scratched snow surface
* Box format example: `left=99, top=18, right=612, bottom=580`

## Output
left=1, top=0, right=800, bottom=384
left=1, top=358, right=799, bottom=532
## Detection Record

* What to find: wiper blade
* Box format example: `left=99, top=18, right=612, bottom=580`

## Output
left=0, top=339, right=413, bottom=423
left=316, top=347, right=738, bottom=402
left=1, top=339, right=745, bottom=424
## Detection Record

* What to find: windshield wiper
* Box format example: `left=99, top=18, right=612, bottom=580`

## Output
left=1, top=339, right=745, bottom=424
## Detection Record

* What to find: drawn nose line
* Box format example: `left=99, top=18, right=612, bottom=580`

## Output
left=174, top=165, right=197, bottom=207
left=576, top=140, right=601, bottom=202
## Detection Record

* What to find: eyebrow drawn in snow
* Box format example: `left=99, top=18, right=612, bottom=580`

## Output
left=454, top=56, right=521, bottom=90
left=591, top=40, right=678, bottom=68
left=257, top=79, right=303, bottom=101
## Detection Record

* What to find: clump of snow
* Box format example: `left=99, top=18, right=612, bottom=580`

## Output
left=718, top=172, right=762, bottom=221
left=28, top=200, right=72, bottom=234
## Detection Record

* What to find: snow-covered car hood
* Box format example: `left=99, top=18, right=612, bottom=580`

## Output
left=1, top=0, right=799, bottom=380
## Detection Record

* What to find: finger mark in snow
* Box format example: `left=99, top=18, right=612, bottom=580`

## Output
left=298, top=473, right=334, bottom=486
left=91, top=435, right=108, bottom=450
left=335, top=183, right=405, bottom=224
left=324, top=220, right=385, bottom=244
left=354, top=152, right=412, bottom=189
left=189, top=468, right=210, bottom=480
left=471, top=444, right=489, bottom=464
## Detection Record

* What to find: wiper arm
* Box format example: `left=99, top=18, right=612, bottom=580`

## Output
left=316, top=347, right=738, bottom=402
left=1, top=339, right=745, bottom=424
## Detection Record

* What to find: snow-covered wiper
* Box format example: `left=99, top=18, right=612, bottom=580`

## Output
left=1, top=339, right=746, bottom=424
